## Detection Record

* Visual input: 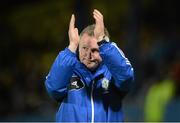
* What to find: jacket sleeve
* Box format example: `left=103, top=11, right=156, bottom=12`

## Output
left=99, top=42, right=134, bottom=91
left=45, top=48, right=78, bottom=101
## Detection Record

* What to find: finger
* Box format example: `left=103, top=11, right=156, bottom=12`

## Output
left=93, top=10, right=102, bottom=18
left=93, top=15, right=100, bottom=24
left=94, top=9, right=103, bottom=18
left=69, top=14, right=75, bottom=30
left=93, top=12, right=103, bottom=23
left=93, top=13, right=102, bottom=21
left=93, top=13, right=104, bottom=27
left=75, top=28, right=79, bottom=41
left=93, top=14, right=103, bottom=24
left=74, top=28, right=79, bottom=35
left=93, top=11, right=102, bottom=20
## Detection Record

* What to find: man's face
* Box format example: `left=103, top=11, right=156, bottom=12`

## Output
left=79, top=33, right=102, bottom=71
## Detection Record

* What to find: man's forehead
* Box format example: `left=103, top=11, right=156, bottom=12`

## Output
left=80, top=33, right=97, bottom=46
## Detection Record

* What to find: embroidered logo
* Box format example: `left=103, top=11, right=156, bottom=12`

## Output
left=71, top=81, right=79, bottom=88
left=68, top=77, right=84, bottom=90
left=102, top=78, right=109, bottom=90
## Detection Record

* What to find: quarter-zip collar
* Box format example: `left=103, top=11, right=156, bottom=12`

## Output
left=74, top=62, right=105, bottom=85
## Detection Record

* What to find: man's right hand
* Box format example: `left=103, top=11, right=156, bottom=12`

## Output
left=68, top=14, right=79, bottom=53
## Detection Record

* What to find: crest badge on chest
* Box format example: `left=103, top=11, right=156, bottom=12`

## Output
left=101, top=78, right=109, bottom=91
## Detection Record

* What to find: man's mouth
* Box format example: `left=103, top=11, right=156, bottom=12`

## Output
left=89, top=61, right=99, bottom=65
left=82, top=58, right=99, bottom=65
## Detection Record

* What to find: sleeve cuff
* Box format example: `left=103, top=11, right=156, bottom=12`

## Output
left=97, top=40, right=109, bottom=47
left=65, top=48, right=77, bottom=57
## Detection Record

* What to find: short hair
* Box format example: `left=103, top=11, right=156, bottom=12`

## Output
left=80, top=24, right=110, bottom=39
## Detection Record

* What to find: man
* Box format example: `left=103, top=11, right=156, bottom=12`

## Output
left=45, top=9, right=134, bottom=122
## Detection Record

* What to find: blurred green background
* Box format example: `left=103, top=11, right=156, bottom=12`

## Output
left=0, top=0, right=179, bottom=121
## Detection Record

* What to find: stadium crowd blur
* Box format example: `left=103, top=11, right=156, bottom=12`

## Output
left=0, top=0, right=179, bottom=121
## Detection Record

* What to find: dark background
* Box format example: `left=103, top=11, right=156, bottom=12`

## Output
left=0, top=0, right=179, bottom=121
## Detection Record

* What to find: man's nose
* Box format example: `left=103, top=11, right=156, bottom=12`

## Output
left=87, top=51, right=93, bottom=60
left=90, top=52, right=96, bottom=61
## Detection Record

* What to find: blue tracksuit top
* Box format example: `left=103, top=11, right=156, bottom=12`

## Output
left=45, top=41, right=134, bottom=122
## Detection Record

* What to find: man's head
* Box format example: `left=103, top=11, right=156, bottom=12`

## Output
left=78, top=24, right=109, bottom=71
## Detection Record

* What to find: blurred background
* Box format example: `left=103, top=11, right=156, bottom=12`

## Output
left=0, top=0, right=179, bottom=121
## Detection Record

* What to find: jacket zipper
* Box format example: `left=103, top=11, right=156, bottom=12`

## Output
left=91, top=80, right=94, bottom=123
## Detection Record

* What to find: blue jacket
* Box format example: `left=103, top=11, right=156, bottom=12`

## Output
left=45, top=41, right=134, bottom=122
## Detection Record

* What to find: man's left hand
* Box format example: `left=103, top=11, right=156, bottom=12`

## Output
left=93, top=9, right=105, bottom=42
